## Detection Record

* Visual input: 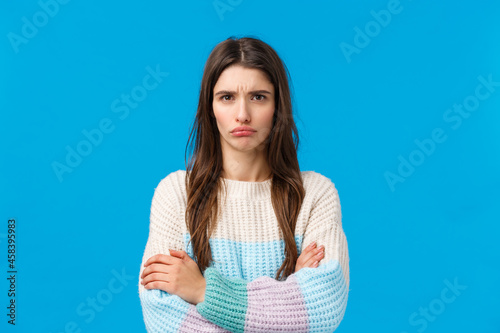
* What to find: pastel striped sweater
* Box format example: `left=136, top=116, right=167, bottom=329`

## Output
left=138, top=169, right=350, bottom=332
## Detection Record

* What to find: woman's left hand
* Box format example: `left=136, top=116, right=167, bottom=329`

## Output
left=141, top=249, right=206, bottom=305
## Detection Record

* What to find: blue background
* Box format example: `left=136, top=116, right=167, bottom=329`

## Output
left=1, top=0, right=499, bottom=332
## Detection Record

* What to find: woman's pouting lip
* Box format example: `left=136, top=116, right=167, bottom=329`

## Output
left=231, top=126, right=256, bottom=133
left=231, top=131, right=255, bottom=136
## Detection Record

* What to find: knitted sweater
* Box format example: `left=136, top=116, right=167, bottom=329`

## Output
left=138, top=169, right=350, bottom=332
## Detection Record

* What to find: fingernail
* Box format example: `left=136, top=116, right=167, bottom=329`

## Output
left=310, top=242, right=316, bottom=248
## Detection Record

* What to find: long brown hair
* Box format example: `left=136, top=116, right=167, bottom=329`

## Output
left=184, top=36, right=305, bottom=281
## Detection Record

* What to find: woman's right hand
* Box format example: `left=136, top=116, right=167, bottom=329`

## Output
left=294, top=242, right=325, bottom=272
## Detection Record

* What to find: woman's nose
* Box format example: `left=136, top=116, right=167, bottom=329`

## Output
left=236, top=98, right=251, bottom=122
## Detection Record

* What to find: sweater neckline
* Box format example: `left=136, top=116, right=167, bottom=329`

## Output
left=220, top=176, right=272, bottom=200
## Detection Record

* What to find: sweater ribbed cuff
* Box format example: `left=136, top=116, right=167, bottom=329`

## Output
left=196, top=267, right=248, bottom=333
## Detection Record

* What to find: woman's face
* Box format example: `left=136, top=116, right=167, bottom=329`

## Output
left=212, top=64, right=275, bottom=155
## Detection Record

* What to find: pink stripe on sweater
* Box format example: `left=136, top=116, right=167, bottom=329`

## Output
left=244, top=274, right=309, bottom=332
left=178, top=303, right=231, bottom=332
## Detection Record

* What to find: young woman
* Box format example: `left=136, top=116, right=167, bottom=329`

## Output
left=138, top=36, right=350, bottom=332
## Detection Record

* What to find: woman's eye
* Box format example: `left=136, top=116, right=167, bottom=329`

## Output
left=253, top=95, right=265, bottom=101
left=221, top=95, right=232, bottom=101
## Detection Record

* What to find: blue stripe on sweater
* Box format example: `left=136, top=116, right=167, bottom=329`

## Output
left=183, top=233, right=304, bottom=281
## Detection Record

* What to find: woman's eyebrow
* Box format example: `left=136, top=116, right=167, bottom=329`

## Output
left=214, top=89, right=272, bottom=97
